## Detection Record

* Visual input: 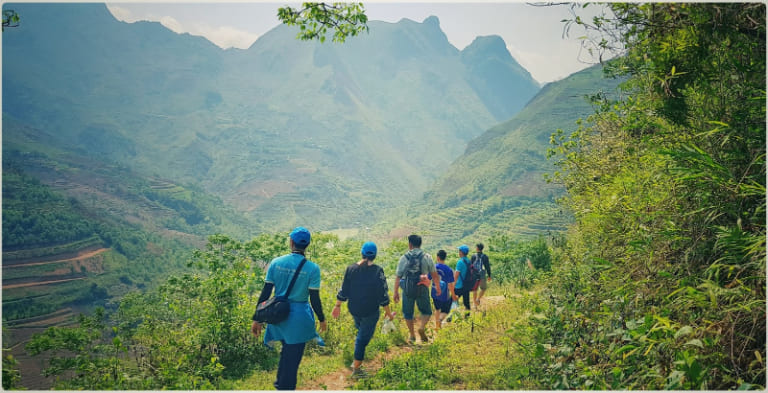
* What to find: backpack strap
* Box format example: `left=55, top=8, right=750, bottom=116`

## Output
left=284, top=258, right=307, bottom=298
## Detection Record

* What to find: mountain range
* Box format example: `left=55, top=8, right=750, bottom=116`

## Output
left=3, top=3, right=541, bottom=232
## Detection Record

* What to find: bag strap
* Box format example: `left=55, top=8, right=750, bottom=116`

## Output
left=284, top=258, right=307, bottom=298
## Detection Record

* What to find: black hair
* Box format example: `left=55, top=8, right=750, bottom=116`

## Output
left=408, top=234, right=422, bottom=248
left=476, top=243, right=484, bottom=251
left=436, top=249, right=447, bottom=260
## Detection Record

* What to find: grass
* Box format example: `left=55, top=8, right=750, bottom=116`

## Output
left=233, top=283, right=543, bottom=390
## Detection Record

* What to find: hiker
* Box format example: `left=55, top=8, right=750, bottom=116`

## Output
left=332, top=241, right=395, bottom=378
left=471, top=243, right=492, bottom=307
left=431, top=249, right=455, bottom=329
left=251, top=227, right=327, bottom=390
left=453, top=245, right=474, bottom=315
left=393, top=234, right=441, bottom=343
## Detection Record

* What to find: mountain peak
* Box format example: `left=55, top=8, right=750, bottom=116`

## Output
left=464, top=35, right=509, bottom=58
left=423, top=15, right=440, bottom=27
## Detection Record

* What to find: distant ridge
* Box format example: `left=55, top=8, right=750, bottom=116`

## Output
left=3, top=3, right=541, bottom=231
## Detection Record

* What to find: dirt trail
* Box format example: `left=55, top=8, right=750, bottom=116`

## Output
left=3, top=277, right=87, bottom=289
left=3, top=248, right=109, bottom=268
left=301, top=295, right=506, bottom=390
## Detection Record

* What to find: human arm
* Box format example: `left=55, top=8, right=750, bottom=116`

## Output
left=448, top=281, right=457, bottom=300
left=383, top=304, right=395, bottom=320
left=250, top=282, right=274, bottom=337
left=310, top=289, right=327, bottom=332
left=333, top=266, right=351, bottom=319
left=393, top=276, right=401, bottom=303
left=483, top=255, right=492, bottom=281
left=430, top=271, right=442, bottom=297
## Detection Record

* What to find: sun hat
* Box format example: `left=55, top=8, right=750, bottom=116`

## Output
left=290, top=226, right=311, bottom=247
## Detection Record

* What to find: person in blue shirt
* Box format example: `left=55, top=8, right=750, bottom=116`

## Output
left=453, top=245, right=473, bottom=315
left=251, top=227, right=327, bottom=390
left=332, top=241, right=395, bottom=378
left=431, top=249, right=456, bottom=329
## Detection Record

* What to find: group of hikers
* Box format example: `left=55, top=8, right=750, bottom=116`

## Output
left=250, top=227, right=492, bottom=390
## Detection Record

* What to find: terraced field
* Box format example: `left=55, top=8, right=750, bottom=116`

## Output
left=3, top=245, right=111, bottom=389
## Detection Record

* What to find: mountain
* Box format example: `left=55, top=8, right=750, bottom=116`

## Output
left=398, top=64, right=624, bottom=245
left=2, top=3, right=541, bottom=232
left=461, top=35, right=541, bottom=121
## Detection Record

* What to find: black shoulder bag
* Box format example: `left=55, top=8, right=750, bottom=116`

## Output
left=254, top=258, right=307, bottom=324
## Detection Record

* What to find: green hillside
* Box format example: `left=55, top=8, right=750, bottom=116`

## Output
left=2, top=3, right=540, bottom=232
left=395, top=65, right=622, bottom=246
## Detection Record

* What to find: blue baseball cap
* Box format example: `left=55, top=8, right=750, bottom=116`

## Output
left=361, top=241, right=377, bottom=259
left=290, top=226, right=311, bottom=247
left=458, top=245, right=469, bottom=255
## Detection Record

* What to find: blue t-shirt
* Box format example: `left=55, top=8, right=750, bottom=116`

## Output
left=263, top=252, right=322, bottom=345
left=265, top=253, right=321, bottom=303
left=431, top=263, right=454, bottom=301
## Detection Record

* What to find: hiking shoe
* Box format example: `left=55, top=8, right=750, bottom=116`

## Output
left=418, top=328, right=428, bottom=343
left=351, top=367, right=368, bottom=380
left=407, top=336, right=416, bottom=345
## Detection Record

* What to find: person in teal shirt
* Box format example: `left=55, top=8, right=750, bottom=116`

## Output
left=453, top=245, right=473, bottom=315
left=251, top=227, right=327, bottom=390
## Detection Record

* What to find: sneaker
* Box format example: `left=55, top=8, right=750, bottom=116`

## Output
left=418, top=328, right=428, bottom=343
left=407, top=336, right=416, bottom=344
left=351, top=367, right=368, bottom=379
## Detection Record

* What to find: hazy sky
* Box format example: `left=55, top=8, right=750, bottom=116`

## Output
left=107, top=1, right=610, bottom=83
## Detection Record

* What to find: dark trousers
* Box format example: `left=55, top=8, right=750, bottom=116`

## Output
left=455, top=286, right=471, bottom=311
left=274, top=341, right=306, bottom=390
left=353, top=312, right=380, bottom=361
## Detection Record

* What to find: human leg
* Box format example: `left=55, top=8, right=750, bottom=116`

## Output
left=415, top=290, right=432, bottom=342
left=456, top=287, right=471, bottom=313
left=352, top=313, right=380, bottom=364
left=477, top=276, right=488, bottom=305
left=402, top=294, right=417, bottom=342
left=274, top=341, right=307, bottom=390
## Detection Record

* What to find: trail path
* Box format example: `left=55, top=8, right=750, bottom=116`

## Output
left=3, top=248, right=109, bottom=268
left=301, top=295, right=506, bottom=390
left=3, top=277, right=87, bottom=289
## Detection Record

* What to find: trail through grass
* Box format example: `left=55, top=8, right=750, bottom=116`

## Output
left=236, top=287, right=539, bottom=390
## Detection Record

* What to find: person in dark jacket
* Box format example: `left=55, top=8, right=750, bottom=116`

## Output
left=472, top=242, right=492, bottom=307
left=332, top=241, right=394, bottom=378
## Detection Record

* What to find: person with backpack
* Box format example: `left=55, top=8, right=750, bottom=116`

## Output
left=331, top=241, right=395, bottom=379
left=471, top=243, right=492, bottom=307
left=431, top=250, right=455, bottom=330
left=251, top=226, right=327, bottom=390
left=453, top=244, right=477, bottom=315
left=393, top=234, right=441, bottom=344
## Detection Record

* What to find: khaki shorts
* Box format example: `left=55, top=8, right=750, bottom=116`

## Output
left=478, top=270, right=488, bottom=290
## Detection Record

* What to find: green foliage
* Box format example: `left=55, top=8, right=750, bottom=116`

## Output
left=2, top=166, right=96, bottom=249
left=536, top=3, right=766, bottom=390
left=2, top=9, right=19, bottom=30
left=111, top=234, right=272, bottom=388
left=483, top=235, right=552, bottom=289
left=24, top=308, right=144, bottom=389
left=2, top=349, right=21, bottom=390
left=277, top=2, right=368, bottom=43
